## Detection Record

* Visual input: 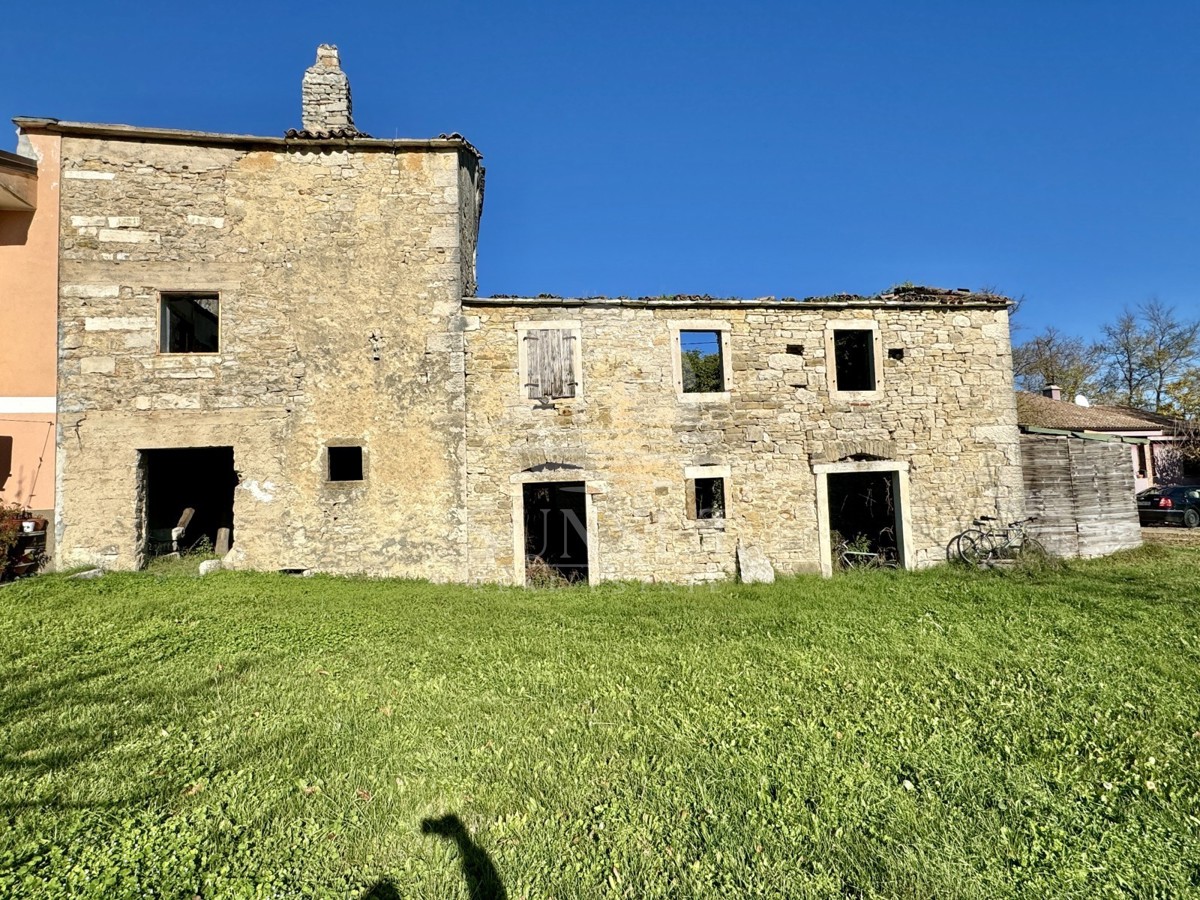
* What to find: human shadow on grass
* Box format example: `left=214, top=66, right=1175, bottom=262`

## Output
left=421, top=813, right=507, bottom=900
left=359, top=878, right=402, bottom=899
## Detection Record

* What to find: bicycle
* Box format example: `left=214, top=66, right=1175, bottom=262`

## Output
left=954, top=516, right=1046, bottom=566
left=835, top=539, right=900, bottom=570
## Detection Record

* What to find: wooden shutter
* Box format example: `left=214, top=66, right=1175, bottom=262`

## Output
left=525, top=329, right=576, bottom=399
left=525, top=330, right=544, bottom=399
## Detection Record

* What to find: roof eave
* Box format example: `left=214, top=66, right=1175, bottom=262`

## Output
left=0, top=150, right=37, bottom=210
left=464, top=296, right=1010, bottom=310
left=12, top=117, right=481, bottom=158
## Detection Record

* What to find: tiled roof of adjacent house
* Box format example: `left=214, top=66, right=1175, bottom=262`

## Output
left=1016, top=392, right=1175, bottom=432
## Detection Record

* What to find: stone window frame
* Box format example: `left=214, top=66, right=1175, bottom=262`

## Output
left=508, top=468, right=602, bottom=587
left=824, top=319, right=883, bottom=400
left=324, top=441, right=367, bottom=486
left=158, top=291, right=222, bottom=356
left=670, top=320, right=733, bottom=402
left=515, top=319, right=584, bottom=404
left=812, top=459, right=913, bottom=577
left=683, top=464, right=732, bottom=528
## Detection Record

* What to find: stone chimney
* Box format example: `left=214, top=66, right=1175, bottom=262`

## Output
left=301, top=45, right=357, bottom=134
left=1042, top=384, right=1062, bottom=401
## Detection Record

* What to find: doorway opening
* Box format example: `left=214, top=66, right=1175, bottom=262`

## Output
left=522, top=481, right=588, bottom=584
left=826, top=470, right=900, bottom=562
left=141, top=446, right=237, bottom=558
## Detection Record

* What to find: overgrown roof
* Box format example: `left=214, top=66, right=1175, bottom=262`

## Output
left=472, top=285, right=1011, bottom=309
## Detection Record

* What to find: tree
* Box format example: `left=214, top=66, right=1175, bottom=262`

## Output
left=1012, top=326, right=1099, bottom=400
left=1094, top=309, right=1154, bottom=407
left=1164, top=366, right=1200, bottom=420
left=1094, top=300, right=1200, bottom=412
left=681, top=348, right=723, bottom=393
left=1142, top=301, right=1200, bottom=412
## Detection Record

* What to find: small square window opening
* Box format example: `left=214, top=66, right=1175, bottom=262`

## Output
left=681, top=330, right=724, bottom=393
left=833, top=329, right=876, bottom=391
left=161, top=293, right=219, bottom=353
left=328, top=446, right=364, bottom=482
left=693, top=477, right=726, bottom=519
left=888, top=347, right=905, bottom=361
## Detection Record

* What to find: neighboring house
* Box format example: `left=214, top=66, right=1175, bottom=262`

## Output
left=1020, top=433, right=1142, bottom=559
left=0, top=140, right=59, bottom=540
left=6, top=46, right=1026, bottom=583
left=1016, top=387, right=1192, bottom=493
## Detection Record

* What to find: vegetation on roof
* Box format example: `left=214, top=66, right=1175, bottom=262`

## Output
left=484, top=286, right=1011, bottom=305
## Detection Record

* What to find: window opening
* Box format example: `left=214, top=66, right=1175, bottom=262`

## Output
left=833, top=329, right=875, bottom=391
left=681, top=330, right=724, bottom=393
left=160, top=293, right=219, bottom=353
left=0, top=435, right=12, bottom=493
left=692, top=477, right=726, bottom=519
left=888, top=347, right=905, bottom=361
left=524, top=329, right=577, bottom=400
left=328, top=446, right=364, bottom=482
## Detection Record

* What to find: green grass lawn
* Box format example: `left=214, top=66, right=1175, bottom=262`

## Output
left=2, top=547, right=1199, bottom=899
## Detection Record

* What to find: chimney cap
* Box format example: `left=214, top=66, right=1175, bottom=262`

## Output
left=314, top=44, right=341, bottom=67
left=1042, top=384, right=1062, bottom=401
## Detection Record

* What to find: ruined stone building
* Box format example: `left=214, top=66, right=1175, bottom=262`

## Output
left=6, top=46, right=1025, bottom=583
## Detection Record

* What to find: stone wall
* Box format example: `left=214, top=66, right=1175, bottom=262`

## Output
left=301, top=45, right=356, bottom=134
left=35, top=126, right=1022, bottom=584
left=51, top=131, right=480, bottom=575
left=463, top=299, right=1024, bottom=584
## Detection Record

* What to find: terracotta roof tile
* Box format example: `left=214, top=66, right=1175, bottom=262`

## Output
left=1016, top=392, right=1171, bottom=432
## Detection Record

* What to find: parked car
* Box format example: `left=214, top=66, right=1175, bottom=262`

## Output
left=1137, top=485, right=1200, bottom=528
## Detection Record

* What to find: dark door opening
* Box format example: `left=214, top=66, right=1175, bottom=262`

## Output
left=827, top=470, right=900, bottom=562
left=142, top=447, right=237, bottom=557
left=523, top=481, right=588, bottom=584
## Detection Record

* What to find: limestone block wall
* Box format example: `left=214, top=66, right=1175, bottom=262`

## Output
left=463, top=300, right=1024, bottom=584
left=51, top=133, right=478, bottom=576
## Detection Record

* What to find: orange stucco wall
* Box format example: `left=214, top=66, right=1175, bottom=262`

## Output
left=0, top=132, right=59, bottom=512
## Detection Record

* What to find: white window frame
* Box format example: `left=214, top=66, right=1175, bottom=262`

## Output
left=824, top=319, right=883, bottom=399
left=683, top=463, right=732, bottom=524
left=515, top=320, right=583, bottom=403
left=670, top=320, right=732, bottom=402
left=509, top=469, right=601, bottom=586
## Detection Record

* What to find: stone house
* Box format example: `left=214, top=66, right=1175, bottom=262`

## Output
left=9, top=46, right=1025, bottom=583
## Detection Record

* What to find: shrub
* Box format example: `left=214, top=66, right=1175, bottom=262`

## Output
left=0, top=502, right=27, bottom=579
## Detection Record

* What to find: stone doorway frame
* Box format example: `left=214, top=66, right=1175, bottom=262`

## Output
left=813, top=459, right=913, bottom=577
left=510, top=469, right=600, bottom=587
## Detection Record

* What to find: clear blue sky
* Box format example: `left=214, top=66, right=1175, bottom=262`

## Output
left=5, top=1, right=1197, bottom=340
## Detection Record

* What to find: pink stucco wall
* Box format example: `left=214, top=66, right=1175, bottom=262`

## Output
left=0, top=132, right=59, bottom=513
